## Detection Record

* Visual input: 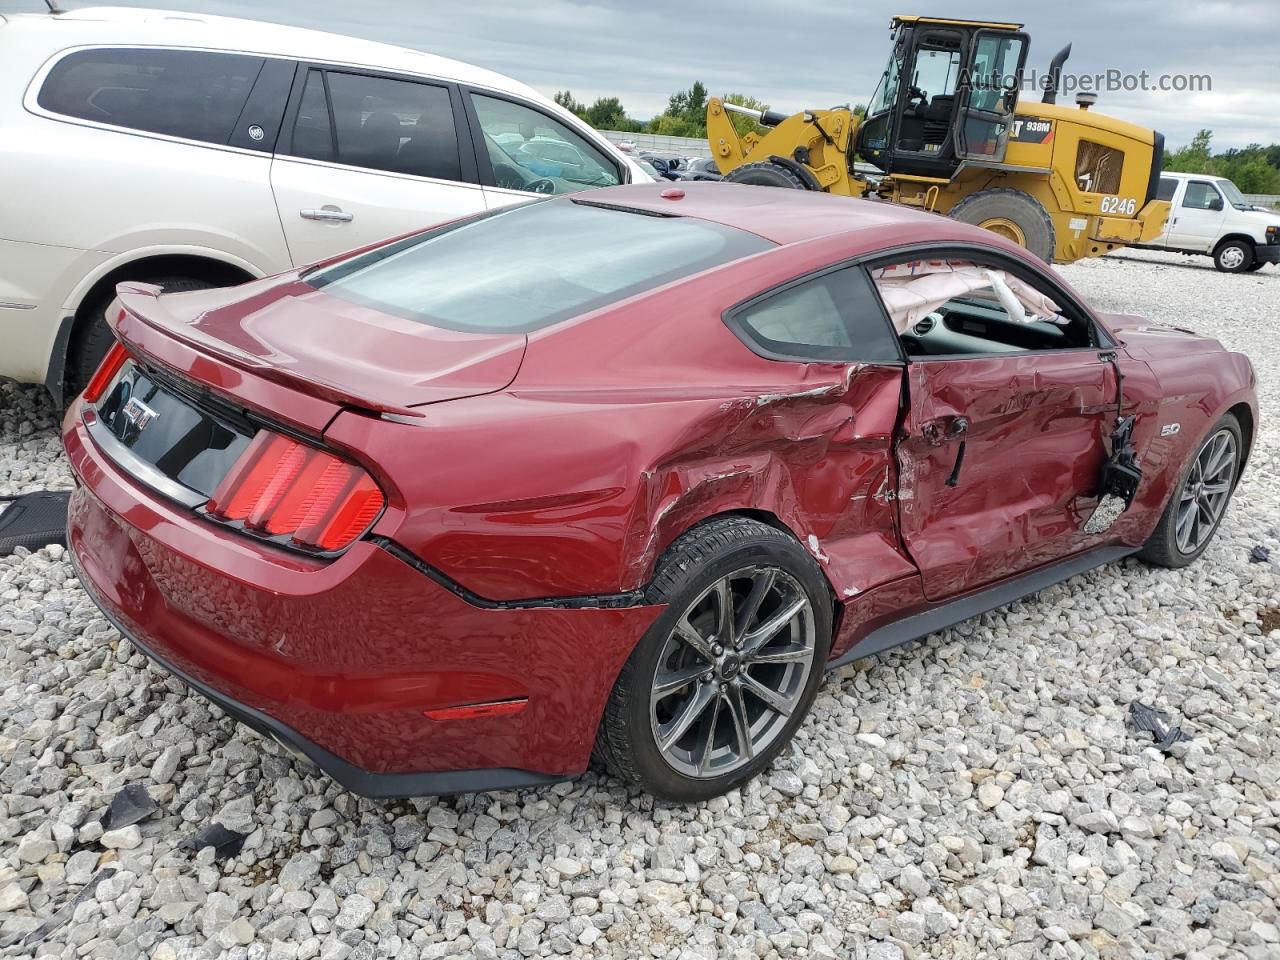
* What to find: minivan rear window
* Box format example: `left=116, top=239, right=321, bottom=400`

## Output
left=38, top=48, right=265, bottom=145
left=306, top=200, right=775, bottom=333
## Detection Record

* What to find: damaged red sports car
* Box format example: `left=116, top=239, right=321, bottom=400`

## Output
left=65, top=183, right=1257, bottom=801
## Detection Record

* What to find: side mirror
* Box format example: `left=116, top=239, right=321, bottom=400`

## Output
left=1208, top=195, right=1224, bottom=211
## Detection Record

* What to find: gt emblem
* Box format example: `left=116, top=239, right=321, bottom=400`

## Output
left=121, top=396, right=159, bottom=431
left=1160, top=423, right=1181, bottom=437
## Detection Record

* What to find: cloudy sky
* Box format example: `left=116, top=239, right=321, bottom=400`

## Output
left=4, top=0, right=1278, bottom=149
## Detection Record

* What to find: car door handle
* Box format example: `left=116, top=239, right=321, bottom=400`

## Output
left=300, top=207, right=354, bottom=223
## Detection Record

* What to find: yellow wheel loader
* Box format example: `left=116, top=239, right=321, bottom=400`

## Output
left=706, top=16, right=1170, bottom=263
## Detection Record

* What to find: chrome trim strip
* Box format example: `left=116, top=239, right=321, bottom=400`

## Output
left=84, top=411, right=208, bottom=509
left=0, top=301, right=37, bottom=310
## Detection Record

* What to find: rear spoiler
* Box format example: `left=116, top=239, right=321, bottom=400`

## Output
left=112, top=282, right=428, bottom=420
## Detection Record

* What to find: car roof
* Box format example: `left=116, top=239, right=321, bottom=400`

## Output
left=1162, top=171, right=1225, bottom=182
left=21, top=6, right=539, bottom=100
left=592, top=182, right=1010, bottom=249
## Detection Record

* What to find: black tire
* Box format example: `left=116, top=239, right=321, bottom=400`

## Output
left=949, top=187, right=1056, bottom=263
left=1138, top=414, right=1242, bottom=568
left=66, top=276, right=217, bottom=398
left=724, top=161, right=810, bottom=190
left=1213, top=239, right=1254, bottom=273
left=594, top=516, right=832, bottom=802
left=1245, top=261, right=1265, bottom=272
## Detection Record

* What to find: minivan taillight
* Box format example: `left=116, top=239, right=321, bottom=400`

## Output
left=82, top=342, right=130, bottom=404
left=207, top=430, right=385, bottom=552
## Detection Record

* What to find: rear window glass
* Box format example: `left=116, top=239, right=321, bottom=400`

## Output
left=38, top=47, right=264, bottom=145
left=306, top=200, right=774, bottom=333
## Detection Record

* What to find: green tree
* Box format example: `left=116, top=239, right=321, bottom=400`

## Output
left=1165, top=129, right=1214, bottom=174
left=553, top=90, right=586, bottom=118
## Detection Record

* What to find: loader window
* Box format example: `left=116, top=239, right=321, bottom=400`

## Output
left=1075, top=140, right=1124, bottom=195
left=897, top=32, right=963, bottom=154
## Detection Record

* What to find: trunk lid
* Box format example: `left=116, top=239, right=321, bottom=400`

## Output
left=115, top=277, right=528, bottom=417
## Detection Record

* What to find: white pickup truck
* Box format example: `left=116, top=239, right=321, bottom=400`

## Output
left=1139, top=171, right=1280, bottom=272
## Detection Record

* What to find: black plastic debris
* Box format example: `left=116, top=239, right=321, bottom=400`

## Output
left=180, top=822, right=247, bottom=861
left=1126, top=701, right=1190, bottom=752
left=3, top=867, right=115, bottom=950
left=1250, top=545, right=1271, bottom=563
left=101, top=783, right=159, bottom=831
left=0, top=490, right=70, bottom=556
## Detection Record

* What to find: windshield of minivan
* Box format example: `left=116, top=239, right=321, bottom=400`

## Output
left=306, top=200, right=775, bottom=333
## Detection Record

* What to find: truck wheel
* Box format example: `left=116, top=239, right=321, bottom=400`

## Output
left=724, top=162, right=810, bottom=190
left=1213, top=240, right=1254, bottom=273
left=66, top=277, right=216, bottom=400
left=949, top=188, right=1056, bottom=263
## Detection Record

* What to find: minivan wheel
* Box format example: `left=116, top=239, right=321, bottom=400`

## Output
left=66, top=277, right=216, bottom=401
left=594, top=517, right=832, bottom=802
left=1139, top=414, right=1242, bottom=568
left=1213, top=240, right=1253, bottom=273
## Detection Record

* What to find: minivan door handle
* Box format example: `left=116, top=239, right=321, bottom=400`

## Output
left=300, top=207, right=354, bottom=223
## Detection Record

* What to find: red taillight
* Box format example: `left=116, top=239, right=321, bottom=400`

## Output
left=82, top=341, right=130, bottom=404
left=207, top=430, right=385, bottom=552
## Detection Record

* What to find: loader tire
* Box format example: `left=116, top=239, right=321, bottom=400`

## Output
left=724, top=161, right=810, bottom=190
left=949, top=188, right=1056, bottom=263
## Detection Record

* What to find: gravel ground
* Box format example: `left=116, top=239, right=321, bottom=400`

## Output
left=1, top=249, right=1277, bottom=960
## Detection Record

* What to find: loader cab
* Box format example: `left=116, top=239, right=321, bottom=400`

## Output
left=858, top=18, right=1029, bottom=179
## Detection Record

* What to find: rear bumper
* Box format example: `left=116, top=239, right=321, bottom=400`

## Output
left=72, top=554, right=568, bottom=798
left=64, top=410, right=663, bottom=793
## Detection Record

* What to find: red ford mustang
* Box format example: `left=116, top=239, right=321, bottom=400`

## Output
left=65, top=184, right=1256, bottom=801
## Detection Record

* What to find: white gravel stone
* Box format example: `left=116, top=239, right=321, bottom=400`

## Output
left=1, top=251, right=1278, bottom=958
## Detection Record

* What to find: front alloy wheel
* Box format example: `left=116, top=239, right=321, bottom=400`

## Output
left=1174, top=427, right=1237, bottom=554
left=594, top=517, right=832, bottom=802
left=650, top=566, right=816, bottom=779
left=1140, top=414, right=1243, bottom=568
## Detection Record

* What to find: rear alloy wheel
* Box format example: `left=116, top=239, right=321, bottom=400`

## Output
left=1214, top=240, right=1254, bottom=273
left=1139, top=415, right=1242, bottom=567
left=649, top=566, right=816, bottom=779
left=594, top=517, right=831, bottom=801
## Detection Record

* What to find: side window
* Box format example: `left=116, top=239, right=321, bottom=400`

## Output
left=308, top=71, right=461, bottom=180
left=871, top=258, right=1092, bottom=357
left=1182, top=181, right=1221, bottom=210
left=37, top=47, right=264, bottom=145
left=470, top=94, right=621, bottom=195
left=729, top=268, right=900, bottom=363
left=1156, top=177, right=1178, bottom=202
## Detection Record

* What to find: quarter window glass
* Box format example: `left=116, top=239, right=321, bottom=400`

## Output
left=732, top=269, right=900, bottom=363
left=325, top=72, right=460, bottom=180
left=471, top=94, right=620, bottom=194
left=38, top=48, right=264, bottom=144
left=1182, top=181, right=1221, bottom=210
left=288, top=71, right=333, bottom=162
left=1156, top=177, right=1178, bottom=202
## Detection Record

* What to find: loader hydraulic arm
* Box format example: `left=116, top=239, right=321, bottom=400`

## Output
left=706, top=98, right=865, bottom=194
